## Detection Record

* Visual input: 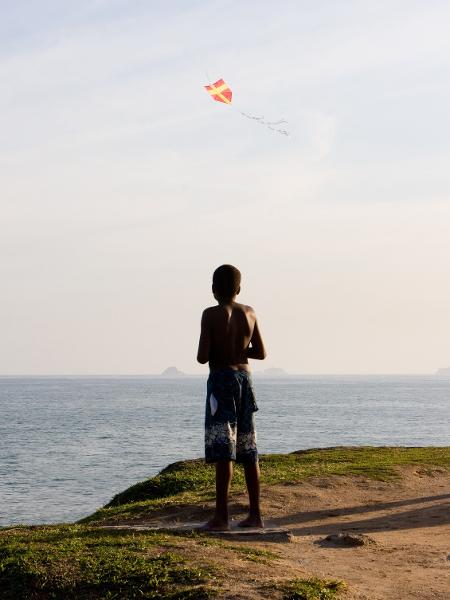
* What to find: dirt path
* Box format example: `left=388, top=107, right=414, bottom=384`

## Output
left=112, top=466, right=450, bottom=599
left=258, top=467, right=450, bottom=599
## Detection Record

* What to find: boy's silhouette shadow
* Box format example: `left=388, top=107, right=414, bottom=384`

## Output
left=270, top=492, right=450, bottom=536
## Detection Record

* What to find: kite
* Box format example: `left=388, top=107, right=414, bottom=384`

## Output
left=204, top=78, right=289, bottom=136
left=205, top=78, right=232, bottom=104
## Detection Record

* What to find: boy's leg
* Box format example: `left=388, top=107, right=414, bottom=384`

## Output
left=201, top=460, right=233, bottom=530
left=215, top=460, right=233, bottom=522
left=238, top=461, right=264, bottom=528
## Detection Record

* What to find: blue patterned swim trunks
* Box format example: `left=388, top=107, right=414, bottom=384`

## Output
left=205, top=368, right=258, bottom=464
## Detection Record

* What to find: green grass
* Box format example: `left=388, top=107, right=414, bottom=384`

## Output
left=227, top=544, right=278, bottom=563
left=106, top=460, right=219, bottom=507
left=187, top=533, right=279, bottom=563
left=82, top=446, right=450, bottom=524
left=0, top=525, right=277, bottom=600
left=281, top=577, right=346, bottom=600
left=0, top=525, right=217, bottom=600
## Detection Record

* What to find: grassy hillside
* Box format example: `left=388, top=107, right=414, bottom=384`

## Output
left=82, top=446, right=450, bottom=524
left=1, top=447, right=449, bottom=600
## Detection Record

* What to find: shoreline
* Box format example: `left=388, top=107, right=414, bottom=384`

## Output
left=2, top=445, right=450, bottom=529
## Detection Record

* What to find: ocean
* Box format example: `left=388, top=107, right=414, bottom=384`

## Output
left=1, top=375, right=449, bottom=527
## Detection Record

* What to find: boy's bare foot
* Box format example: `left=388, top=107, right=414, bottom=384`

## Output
left=198, top=517, right=230, bottom=532
left=237, top=514, right=264, bottom=528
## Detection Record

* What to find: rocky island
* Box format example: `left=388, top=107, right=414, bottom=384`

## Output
left=436, top=367, right=450, bottom=376
left=159, top=366, right=186, bottom=377
left=256, top=367, right=288, bottom=377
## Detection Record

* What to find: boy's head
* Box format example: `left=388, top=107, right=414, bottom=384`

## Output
left=212, top=264, right=241, bottom=301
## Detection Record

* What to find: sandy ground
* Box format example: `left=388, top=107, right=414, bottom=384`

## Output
left=111, top=466, right=450, bottom=599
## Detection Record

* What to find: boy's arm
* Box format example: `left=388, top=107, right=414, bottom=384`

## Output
left=197, top=310, right=211, bottom=364
left=246, top=318, right=267, bottom=360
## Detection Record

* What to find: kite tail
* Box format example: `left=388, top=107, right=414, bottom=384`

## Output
left=239, top=111, right=290, bottom=135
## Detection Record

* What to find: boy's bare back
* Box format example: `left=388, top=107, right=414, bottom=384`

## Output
left=197, top=302, right=266, bottom=372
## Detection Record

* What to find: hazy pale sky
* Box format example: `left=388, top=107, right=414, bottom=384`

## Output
left=2, top=0, right=450, bottom=375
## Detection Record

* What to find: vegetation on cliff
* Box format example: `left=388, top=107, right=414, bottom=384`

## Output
left=82, top=446, right=450, bottom=524
left=1, top=447, right=449, bottom=599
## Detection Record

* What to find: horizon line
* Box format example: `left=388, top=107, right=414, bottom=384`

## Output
left=0, top=372, right=445, bottom=378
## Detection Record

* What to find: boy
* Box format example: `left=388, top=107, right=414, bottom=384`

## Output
left=197, top=264, right=267, bottom=531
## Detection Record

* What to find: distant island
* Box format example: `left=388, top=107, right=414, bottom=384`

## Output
left=160, top=366, right=186, bottom=377
left=256, top=367, right=288, bottom=377
left=436, top=367, right=450, bottom=376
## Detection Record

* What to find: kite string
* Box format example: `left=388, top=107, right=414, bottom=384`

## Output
left=238, top=109, right=290, bottom=136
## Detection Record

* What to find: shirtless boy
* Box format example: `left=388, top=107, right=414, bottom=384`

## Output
left=197, top=264, right=267, bottom=531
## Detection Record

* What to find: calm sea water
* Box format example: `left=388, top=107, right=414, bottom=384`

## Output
left=1, top=375, right=449, bottom=527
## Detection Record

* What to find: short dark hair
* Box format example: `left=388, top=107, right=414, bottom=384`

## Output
left=212, top=264, right=241, bottom=299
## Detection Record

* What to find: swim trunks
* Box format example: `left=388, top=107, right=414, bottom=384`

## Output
left=205, top=368, right=258, bottom=464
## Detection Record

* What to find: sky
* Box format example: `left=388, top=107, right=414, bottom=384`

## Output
left=1, top=0, right=450, bottom=375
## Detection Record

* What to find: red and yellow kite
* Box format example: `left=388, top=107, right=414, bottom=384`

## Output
left=204, top=77, right=289, bottom=135
left=204, top=79, right=232, bottom=104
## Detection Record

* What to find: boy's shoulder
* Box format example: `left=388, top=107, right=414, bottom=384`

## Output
left=202, top=303, right=256, bottom=318
left=201, top=306, right=218, bottom=322
left=234, top=302, right=256, bottom=314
